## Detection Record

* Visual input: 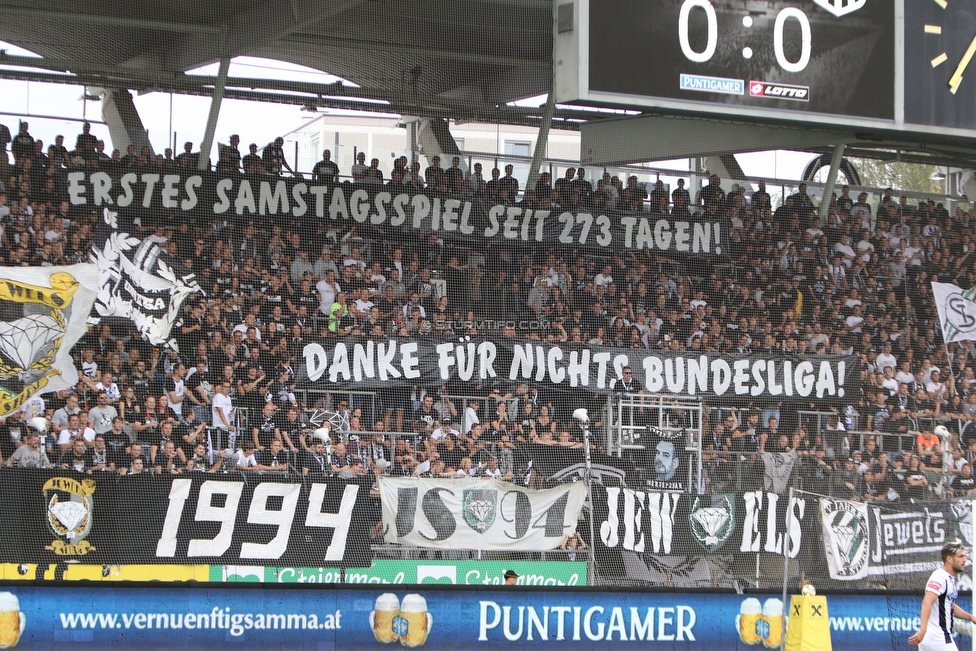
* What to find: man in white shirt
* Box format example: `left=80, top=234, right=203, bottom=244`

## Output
left=895, top=362, right=916, bottom=386
left=463, top=399, right=480, bottom=435
left=927, top=370, right=947, bottom=401
left=350, top=152, right=367, bottom=181
left=845, top=305, right=864, bottom=334
left=316, top=270, right=340, bottom=316
left=876, top=343, right=897, bottom=372
left=353, top=287, right=375, bottom=318
left=856, top=231, right=875, bottom=263
left=166, top=364, right=186, bottom=419
left=431, top=417, right=460, bottom=442
left=593, top=265, right=614, bottom=288
left=232, top=442, right=259, bottom=471
left=881, top=367, right=900, bottom=396
left=212, top=381, right=237, bottom=449
left=58, top=413, right=95, bottom=452
left=909, top=540, right=974, bottom=651
left=93, top=372, right=121, bottom=403
left=833, top=234, right=856, bottom=268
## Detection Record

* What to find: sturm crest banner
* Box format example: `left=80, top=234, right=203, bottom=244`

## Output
left=931, top=281, right=976, bottom=344
left=91, top=207, right=203, bottom=348
left=301, top=337, right=857, bottom=402
left=378, top=477, right=588, bottom=551
left=65, top=171, right=728, bottom=254
left=819, top=497, right=972, bottom=581
left=820, top=498, right=869, bottom=581
left=0, top=471, right=374, bottom=567
left=0, top=264, right=98, bottom=416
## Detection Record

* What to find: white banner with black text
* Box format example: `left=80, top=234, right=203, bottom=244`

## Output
left=378, top=477, right=587, bottom=551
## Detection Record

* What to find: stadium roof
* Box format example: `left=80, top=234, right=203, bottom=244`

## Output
left=5, top=0, right=976, bottom=168
left=0, top=0, right=565, bottom=125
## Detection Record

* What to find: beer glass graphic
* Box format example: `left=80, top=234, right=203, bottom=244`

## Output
left=736, top=598, right=763, bottom=645
left=0, top=592, right=25, bottom=648
left=761, top=598, right=784, bottom=648
left=396, top=594, right=432, bottom=648
left=369, top=593, right=401, bottom=644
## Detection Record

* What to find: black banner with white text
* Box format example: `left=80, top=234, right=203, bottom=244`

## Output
left=0, top=470, right=374, bottom=566
left=301, top=337, right=857, bottom=403
left=64, top=171, right=727, bottom=254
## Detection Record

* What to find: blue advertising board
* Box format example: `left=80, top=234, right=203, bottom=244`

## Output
left=0, top=585, right=959, bottom=650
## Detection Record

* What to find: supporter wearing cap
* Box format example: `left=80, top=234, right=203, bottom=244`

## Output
left=504, top=570, right=520, bottom=585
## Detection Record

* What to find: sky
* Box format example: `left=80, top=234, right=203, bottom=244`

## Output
left=0, top=39, right=818, bottom=183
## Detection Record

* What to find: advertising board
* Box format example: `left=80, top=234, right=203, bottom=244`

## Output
left=0, top=585, right=956, bottom=650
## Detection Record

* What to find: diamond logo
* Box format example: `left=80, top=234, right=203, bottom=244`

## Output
left=462, top=489, right=498, bottom=534
left=50, top=501, right=88, bottom=531
left=0, top=314, right=63, bottom=370
left=43, top=477, right=97, bottom=556
left=820, top=499, right=869, bottom=578
left=689, top=495, right=735, bottom=552
left=813, top=0, right=866, bottom=18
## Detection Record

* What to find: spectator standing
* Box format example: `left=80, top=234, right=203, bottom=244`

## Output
left=212, top=380, right=237, bottom=449
left=87, top=392, right=118, bottom=439
left=262, top=137, right=293, bottom=176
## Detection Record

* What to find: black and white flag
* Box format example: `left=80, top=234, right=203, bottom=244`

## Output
left=90, top=208, right=202, bottom=348
left=932, top=282, right=976, bottom=344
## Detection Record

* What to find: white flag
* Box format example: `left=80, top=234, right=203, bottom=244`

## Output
left=820, top=498, right=870, bottom=580
left=932, top=281, right=976, bottom=343
left=90, top=208, right=203, bottom=348
left=0, top=264, right=98, bottom=416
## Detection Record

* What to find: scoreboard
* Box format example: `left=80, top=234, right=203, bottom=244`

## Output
left=556, top=0, right=976, bottom=139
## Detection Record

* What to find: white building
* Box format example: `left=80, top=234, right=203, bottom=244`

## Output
left=281, top=114, right=582, bottom=186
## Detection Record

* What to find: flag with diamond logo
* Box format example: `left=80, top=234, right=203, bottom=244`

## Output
left=0, top=264, right=98, bottom=416
left=820, top=498, right=869, bottom=580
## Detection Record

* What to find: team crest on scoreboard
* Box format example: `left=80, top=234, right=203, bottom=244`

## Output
left=688, top=494, right=735, bottom=552
left=462, top=489, right=497, bottom=533
left=43, top=477, right=97, bottom=556
left=813, top=0, right=866, bottom=18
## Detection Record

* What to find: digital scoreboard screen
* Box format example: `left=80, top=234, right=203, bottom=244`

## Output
left=586, top=0, right=894, bottom=120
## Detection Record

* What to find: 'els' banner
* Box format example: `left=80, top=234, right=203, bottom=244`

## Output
left=0, top=471, right=374, bottom=567
left=592, top=488, right=813, bottom=566
left=301, top=337, right=856, bottom=403
left=378, top=477, right=587, bottom=550
left=65, top=171, right=727, bottom=254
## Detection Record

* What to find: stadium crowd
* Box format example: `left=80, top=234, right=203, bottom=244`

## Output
left=1, top=120, right=976, bottom=502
